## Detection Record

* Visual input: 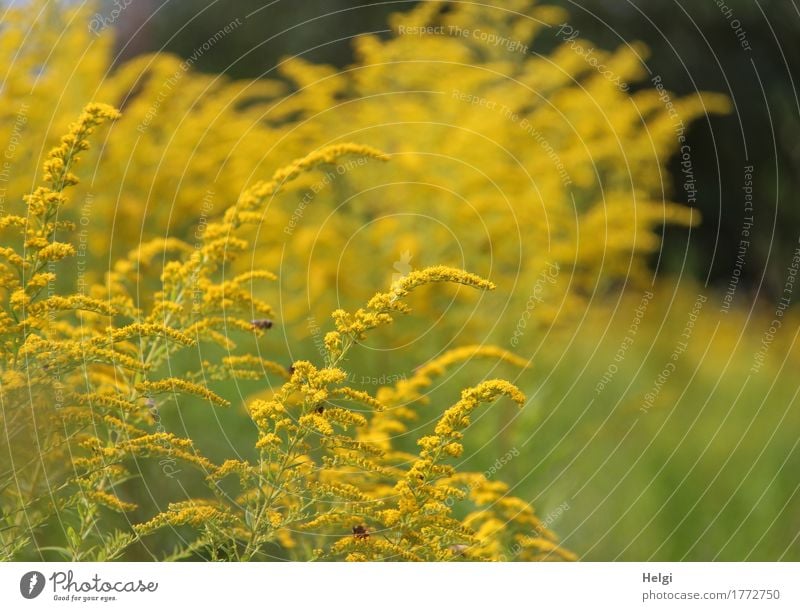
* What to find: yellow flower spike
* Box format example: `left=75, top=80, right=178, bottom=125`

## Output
left=267, top=512, right=283, bottom=528
left=417, top=435, right=441, bottom=451
left=443, top=442, right=464, bottom=458
left=389, top=265, right=496, bottom=296
left=134, top=501, right=230, bottom=537
left=434, top=380, right=525, bottom=438
left=298, top=413, right=334, bottom=436
left=248, top=399, right=285, bottom=421
left=238, top=269, right=278, bottom=283
left=255, top=433, right=283, bottom=449
left=9, top=289, right=30, bottom=311
left=328, top=266, right=495, bottom=361
left=220, top=355, right=290, bottom=380
left=104, top=323, right=196, bottom=347
left=383, top=344, right=531, bottom=405
left=23, top=295, right=116, bottom=317
left=515, top=537, right=579, bottom=562
left=136, top=378, right=230, bottom=408
left=220, top=143, right=389, bottom=238
left=0, top=3, right=586, bottom=559
left=24, top=272, right=56, bottom=291
left=0, top=246, right=25, bottom=268
left=36, top=242, right=76, bottom=262
left=85, top=490, right=136, bottom=513
left=332, top=386, right=386, bottom=411
left=255, top=144, right=388, bottom=202
left=24, top=103, right=119, bottom=216
left=118, top=433, right=215, bottom=471
left=73, top=392, right=140, bottom=413
left=213, top=459, right=254, bottom=480
left=321, top=407, right=368, bottom=429
left=324, top=331, right=343, bottom=361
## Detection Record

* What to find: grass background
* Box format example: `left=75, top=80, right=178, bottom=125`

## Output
left=139, top=280, right=800, bottom=561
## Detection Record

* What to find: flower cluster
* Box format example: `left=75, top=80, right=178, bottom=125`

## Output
left=0, top=0, right=731, bottom=563
left=0, top=101, right=570, bottom=562
left=0, top=0, right=727, bottom=347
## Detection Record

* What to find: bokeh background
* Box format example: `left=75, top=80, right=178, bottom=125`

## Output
left=7, top=0, right=799, bottom=560
left=111, top=0, right=800, bottom=293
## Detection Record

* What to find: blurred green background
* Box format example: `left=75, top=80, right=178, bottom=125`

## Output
left=98, top=0, right=800, bottom=560
left=106, top=0, right=800, bottom=296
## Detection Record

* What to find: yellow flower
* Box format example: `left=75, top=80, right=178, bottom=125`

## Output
left=85, top=490, right=136, bottom=513
left=136, top=378, right=230, bottom=407
left=134, top=501, right=229, bottom=536
left=435, top=380, right=525, bottom=437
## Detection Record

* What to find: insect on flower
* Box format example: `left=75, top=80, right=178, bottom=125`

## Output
left=251, top=319, right=274, bottom=330
left=352, top=525, right=369, bottom=540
